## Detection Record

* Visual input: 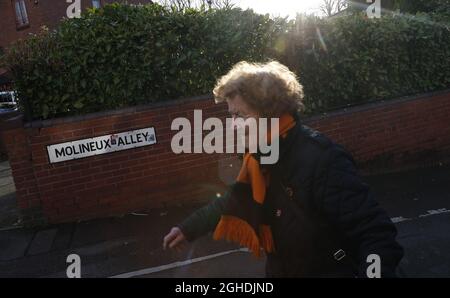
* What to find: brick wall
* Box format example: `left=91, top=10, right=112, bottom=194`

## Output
left=1, top=90, right=450, bottom=225
left=305, top=91, right=450, bottom=173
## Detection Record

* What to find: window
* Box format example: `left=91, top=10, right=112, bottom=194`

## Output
left=92, top=0, right=101, bottom=8
left=13, top=0, right=29, bottom=29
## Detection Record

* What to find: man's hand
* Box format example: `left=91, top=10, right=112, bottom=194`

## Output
left=163, top=227, right=187, bottom=251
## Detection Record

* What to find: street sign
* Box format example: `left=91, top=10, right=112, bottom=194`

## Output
left=47, top=127, right=157, bottom=163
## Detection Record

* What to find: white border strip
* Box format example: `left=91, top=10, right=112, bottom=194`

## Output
left=110, top=248, right=249, bottom=278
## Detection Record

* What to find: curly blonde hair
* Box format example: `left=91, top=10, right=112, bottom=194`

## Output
left=213, top=61, right=304, bottom=117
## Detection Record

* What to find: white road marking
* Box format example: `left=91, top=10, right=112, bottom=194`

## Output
left=390, top=216, right=411, bottom=223
left=109, top=248, right=249, bottom=278
left=418, top=208, right=450, bottom=218
left=392, top=208, right=450, bottom=223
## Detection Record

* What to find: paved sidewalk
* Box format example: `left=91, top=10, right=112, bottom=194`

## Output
left=0, top=161, right=21, bottom=229
left=0, top=164, right=449, bottom=278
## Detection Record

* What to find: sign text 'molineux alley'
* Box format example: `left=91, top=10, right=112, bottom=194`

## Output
left=47, top=127, right=157, bottom=163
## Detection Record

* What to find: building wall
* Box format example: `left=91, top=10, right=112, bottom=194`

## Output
left=0, top=0, right=154, bottom=49
left=1, top=90, right=450, bottom=225
left=1, top=0, right=43, bottom=49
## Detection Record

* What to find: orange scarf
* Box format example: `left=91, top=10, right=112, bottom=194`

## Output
left=213, top=114, right=296, bottom=257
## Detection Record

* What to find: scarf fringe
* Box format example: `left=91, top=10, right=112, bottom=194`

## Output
left=213, top=215, right=274, bottom=257
left=259, top=224, right=275, bottom=253
left=213, top=215, right=261, bottom=257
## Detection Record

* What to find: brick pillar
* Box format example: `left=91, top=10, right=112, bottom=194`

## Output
left=1, top=117, right=46, bottom=226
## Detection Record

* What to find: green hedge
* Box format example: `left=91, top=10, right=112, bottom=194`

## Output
left=3, top=4, right=282, bottom=119
left=279, top=13, right=450, bottom=113
left=3, top=3, right=450, bottom=119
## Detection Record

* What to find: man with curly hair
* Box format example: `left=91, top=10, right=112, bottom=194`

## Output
left=163, top=61, right=404, bottom=278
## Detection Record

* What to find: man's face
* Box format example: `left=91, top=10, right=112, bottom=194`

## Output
left=226, top=95, right=259, bottom=149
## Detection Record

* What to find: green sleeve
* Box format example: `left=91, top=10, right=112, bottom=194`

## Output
left=177, top=192, right=230, bottom=242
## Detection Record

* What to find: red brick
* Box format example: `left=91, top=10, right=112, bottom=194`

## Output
left=52, top=180, right=73, bottom=190
left=85, top=180, right=106, bottom=190
left=30, top=135, right=52, bottom=144
left=51, top=132, right=74, bottom=142
left=72, top=128, right=93, bottom=137
left=93, top=125, right=114, bottom=134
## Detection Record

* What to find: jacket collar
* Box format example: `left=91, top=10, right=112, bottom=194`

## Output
left=251, top=112, right=304, bottom=169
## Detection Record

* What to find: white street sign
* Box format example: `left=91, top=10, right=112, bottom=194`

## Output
left=47, top=127, right=157, bottom=164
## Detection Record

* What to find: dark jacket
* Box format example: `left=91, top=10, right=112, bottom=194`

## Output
left=178, top=117, right=404, bottom=278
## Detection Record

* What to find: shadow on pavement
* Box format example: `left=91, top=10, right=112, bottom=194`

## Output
left=0, top=164, right=449, bottom=277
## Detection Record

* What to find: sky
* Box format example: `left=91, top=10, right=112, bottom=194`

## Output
left=233, top=0, right=324, bottom=18
left=155, top=1, right=325, bottom=19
